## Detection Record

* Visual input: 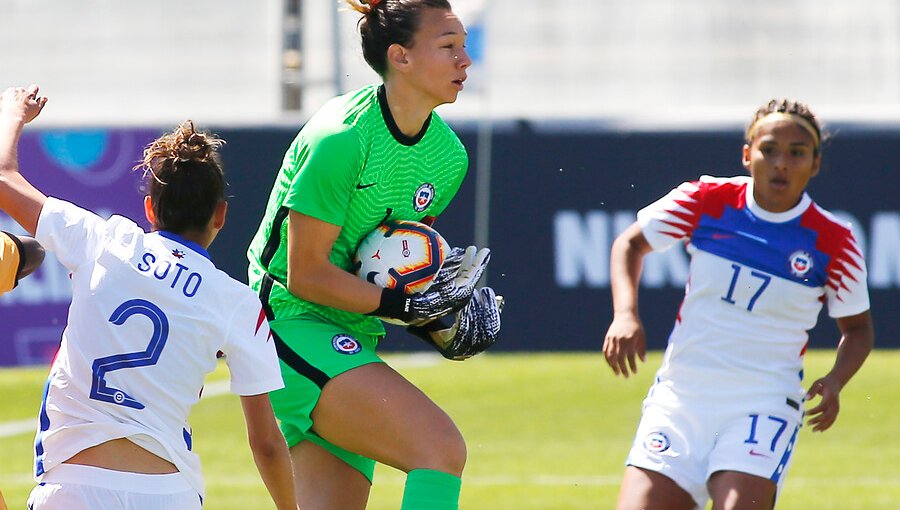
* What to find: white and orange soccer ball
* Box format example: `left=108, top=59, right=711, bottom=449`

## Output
left=354, top=219, right=450, bottom=298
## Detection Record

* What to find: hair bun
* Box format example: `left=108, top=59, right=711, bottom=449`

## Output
left=138, top=121, right=227, bottom=234
left=176, top=131, right=210, bottom=162
left=174, top=121, right=221, bottom=163
left=135, top=120, right=224, bottom=181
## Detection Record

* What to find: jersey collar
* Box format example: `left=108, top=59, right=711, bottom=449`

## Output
left=156, top=230, right=212, bottom=261
left=377, top=84, right=431, bottom=146
left=745, top=180, right=812, bottom=223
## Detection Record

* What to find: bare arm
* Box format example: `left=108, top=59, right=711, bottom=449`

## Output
left=286, top=209, right=382, bottom=313
left=602, top=222, right=654, bottom=378
left=805, top=310, right=874, bottom=432
left=240, top=394, right=297, bottom=510
left=0, top=85, right=48, bottom=235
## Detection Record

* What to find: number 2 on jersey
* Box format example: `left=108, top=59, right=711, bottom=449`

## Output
left=89, top=299, right=169, bottom=409
left=721, top=263, right=772, bottom=311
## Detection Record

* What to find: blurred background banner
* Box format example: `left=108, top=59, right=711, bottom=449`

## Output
left=0, top=130, right=155, bottom=366
left=2, top=124, right=896, bottom=366
left=210, top=125, right=900, bottom=355
left=0, top=0, right=898, bottom=365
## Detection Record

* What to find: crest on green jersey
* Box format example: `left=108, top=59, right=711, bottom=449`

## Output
left=413, top=183, right=435, bottom=212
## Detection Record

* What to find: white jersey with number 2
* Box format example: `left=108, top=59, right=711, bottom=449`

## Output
left=32, top=197, right=284, bottom=498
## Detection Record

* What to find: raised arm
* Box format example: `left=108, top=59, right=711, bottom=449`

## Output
left=240, top=393, right=298, bottom=510
left=0, top=85, right=49, bottom=235
left=603, top=221, right=654, bottom=378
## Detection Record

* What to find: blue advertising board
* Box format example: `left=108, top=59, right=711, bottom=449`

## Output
left=0, top=129, right=157, bottom=366
left=1, top=124, right=897, bottom=366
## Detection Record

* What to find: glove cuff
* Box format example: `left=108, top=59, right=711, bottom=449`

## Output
left=367, top=287, right=414, bottom=322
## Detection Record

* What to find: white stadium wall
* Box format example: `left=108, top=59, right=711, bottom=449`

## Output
left=2, top=1, right=900, bottom=125
left=0, top=0, right=283, bottom=127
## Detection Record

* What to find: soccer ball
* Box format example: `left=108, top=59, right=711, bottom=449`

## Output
left=354, top=219, right=450, bottom=301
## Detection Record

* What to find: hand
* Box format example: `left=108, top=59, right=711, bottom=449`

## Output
left=408, top=286, right=503, bottom=360
left=429, top=246, right=467, bottom=288
left=0, top=84, right=48, bottom=124
left=370, top=246, right=490, bottom=323
left=408, top=246, right=490, bottom=320
left=805, top=375, right=842, bottom=432
left=602, top=312, right=646, bottom=378
left=430, top=245, right=489, bottom=292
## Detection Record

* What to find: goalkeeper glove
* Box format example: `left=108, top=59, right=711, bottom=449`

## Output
left=368, top=246, right=490, bottom=324
left=407, top=286, right=504, bottom=361
left=429, top=246, right=467, bottom=287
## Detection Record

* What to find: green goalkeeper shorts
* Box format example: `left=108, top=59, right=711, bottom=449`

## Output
left=267, top=314, right=383, bottom=481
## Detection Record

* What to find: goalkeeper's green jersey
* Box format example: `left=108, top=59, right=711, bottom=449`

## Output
left=248, top=84, right=468, bottom=337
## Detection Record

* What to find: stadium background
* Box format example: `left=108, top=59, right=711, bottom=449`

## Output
left=0, top=0, right=898, bottom=366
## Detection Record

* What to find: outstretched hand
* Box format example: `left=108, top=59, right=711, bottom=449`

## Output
left=0, top=84, right=48, bottom=124
left=602, top=312, right=647, bottom=378
left=805, top=375, right=842, bottom=432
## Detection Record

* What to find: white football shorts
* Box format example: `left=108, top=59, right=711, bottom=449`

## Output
left=625, top=386, right=803, bottom=509
left=27, top=464, right=201, bottom=510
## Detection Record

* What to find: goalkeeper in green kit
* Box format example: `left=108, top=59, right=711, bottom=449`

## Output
left=246, top=1, right=502, bottom=509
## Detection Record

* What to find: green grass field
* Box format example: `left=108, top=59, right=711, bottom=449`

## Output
left=2, top=350, right=899, bottom=509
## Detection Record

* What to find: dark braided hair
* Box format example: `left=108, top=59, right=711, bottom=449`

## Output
left=746, top=99, right=824, bottom=155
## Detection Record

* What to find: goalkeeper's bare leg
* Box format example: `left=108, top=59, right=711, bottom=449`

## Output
left=295, top=362, right=465, bottom=510
left=290, top=441, right=372, bottom=510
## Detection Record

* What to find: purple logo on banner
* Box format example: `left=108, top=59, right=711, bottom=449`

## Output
left=0, top=128, right=160, bottom=367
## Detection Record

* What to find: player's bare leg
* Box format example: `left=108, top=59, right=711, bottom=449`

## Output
left=312, top=362, right=465, bottom=474
left=708, top=471, right=776, bottom=510
left=291, top=441, right=371, bottom=510
left=617, top=466, right=696, bottom=510
left=307, top=362, right=466, bottom=509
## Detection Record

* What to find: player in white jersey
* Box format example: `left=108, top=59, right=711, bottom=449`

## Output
left=603, top=99, right=874, bottom=510
left=0, top=85, right=297, bottom=509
